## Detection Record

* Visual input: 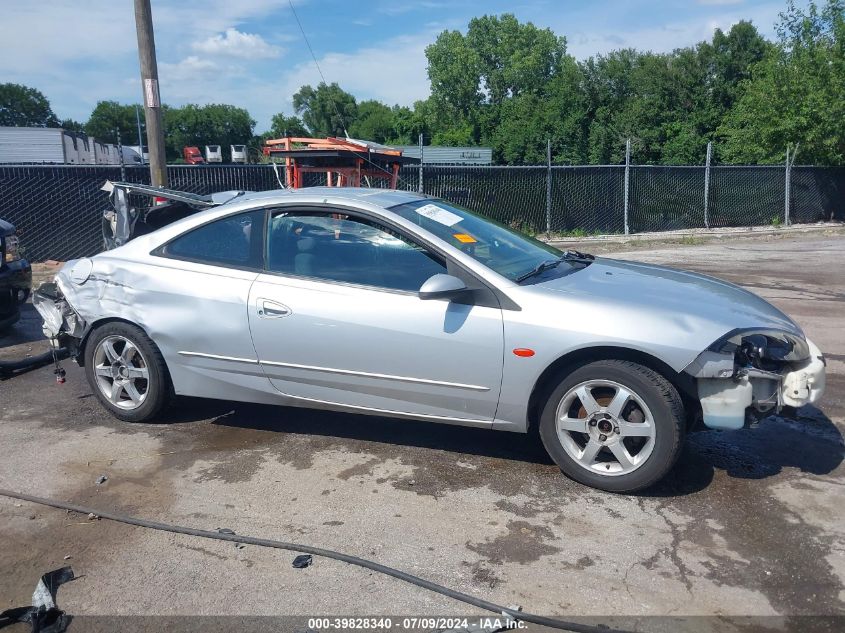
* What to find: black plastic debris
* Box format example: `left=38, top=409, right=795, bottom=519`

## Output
left=95, top=475, right=108, bottom=485
left=0, top=567, right=75, bottom=633
left=292, top=554, right=313, bottom=569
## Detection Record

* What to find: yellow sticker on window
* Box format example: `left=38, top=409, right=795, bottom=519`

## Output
left=453, top=233, right=477, bottom=244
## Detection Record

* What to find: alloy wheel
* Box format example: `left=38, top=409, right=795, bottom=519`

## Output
left=92, top=335, right=150, bottom=410
left=555, top=379, right=656, bottom=476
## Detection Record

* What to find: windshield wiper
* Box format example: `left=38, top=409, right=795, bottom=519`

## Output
left=516, top=250, right=595, bottom=283
left=561, top=249, right=595, bottom=263
left=516, top=258, right=565, bottom=282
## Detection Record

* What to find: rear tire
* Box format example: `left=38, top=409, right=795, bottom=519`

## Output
left=539, top=359, right=684, bottom=493
left=84, top=322, right=173, bottom=422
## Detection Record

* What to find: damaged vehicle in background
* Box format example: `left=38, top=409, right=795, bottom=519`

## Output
left=33, top=182, right=826, bottom=492
left=0, top=218, right=32, bottom=332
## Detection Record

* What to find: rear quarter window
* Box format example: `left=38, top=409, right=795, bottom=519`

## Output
left=160, top=210, right=264, bottom=269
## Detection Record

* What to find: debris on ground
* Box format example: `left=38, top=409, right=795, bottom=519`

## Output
left=87, top=513, right=98, bottom=521
left=292, top=554, right=313, bottom=568
left=0, top=566, right=75, bottom=633
left=216, top=527, right=235, bottom=535
left=95, top=475, right=107, bottom=485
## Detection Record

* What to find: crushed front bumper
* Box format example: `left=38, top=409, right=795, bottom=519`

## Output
left=692, top=338, right=825, bottom=430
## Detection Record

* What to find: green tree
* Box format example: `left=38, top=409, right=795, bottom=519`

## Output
left=720, top=0, right=845, bottom=165
left=293, top=83, right=357, bottom=137
left=387, top=104, right=429, bottom=145
left=269, top=113, right=309, bottom=138
left=580, top=20, right=768, bottom=165
left=348, top=100, right=395, bottom=143
left=59, top=118, right=86, bottom=134
left=85, top=101, right=143, bottom=145
left=425, top=14, right=582, bottom=163
left=702, top=21, right=772, bottom=113
left=0, top=83, right=58, bottom=127
left=166, top=104, right=256, bottom=160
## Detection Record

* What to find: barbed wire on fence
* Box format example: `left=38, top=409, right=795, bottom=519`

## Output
left=1, top=161, right=843, bottom=262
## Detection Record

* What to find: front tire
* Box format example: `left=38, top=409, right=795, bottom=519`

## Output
left=539, top=359, right=684, bottom=493
left=84, top=322, right=173, bottom=422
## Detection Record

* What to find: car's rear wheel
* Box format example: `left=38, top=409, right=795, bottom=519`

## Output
left=539, top=359, right=684, bottom=493
left=84, top=322, right=172, bottom=422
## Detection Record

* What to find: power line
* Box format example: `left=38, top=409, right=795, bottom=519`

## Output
left=287, top=0, right=348, bottom=137
left=285, top=0, right=414, bottom=189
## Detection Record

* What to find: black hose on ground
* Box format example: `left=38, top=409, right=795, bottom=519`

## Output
left=0, top=348, right=68, bottom=379
left=0, top=489, right=635, bottom=633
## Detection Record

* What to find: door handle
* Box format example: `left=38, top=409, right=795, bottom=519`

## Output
left=257, top=299, right=291, bottom=319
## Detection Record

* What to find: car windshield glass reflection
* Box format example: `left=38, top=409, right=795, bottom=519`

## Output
left=389, top=199, right=574, bottom=282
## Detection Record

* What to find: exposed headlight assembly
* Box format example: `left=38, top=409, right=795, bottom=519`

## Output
left=709, top=328, right=810, bottom=369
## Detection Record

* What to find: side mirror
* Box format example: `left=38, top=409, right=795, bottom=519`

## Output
left=419, top=274, right=469, bottom=301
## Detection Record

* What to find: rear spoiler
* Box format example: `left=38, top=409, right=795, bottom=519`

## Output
left=100, top=180, right=248, bottom=250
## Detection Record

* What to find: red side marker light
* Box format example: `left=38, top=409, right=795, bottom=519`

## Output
left=513, top=348, right=535, bottom=357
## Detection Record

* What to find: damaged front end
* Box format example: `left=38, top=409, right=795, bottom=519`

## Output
left=685, top=329, right=826, bottom=430
left=32, top=180, right=231, bottom=362
left=32, top=275, right=87, bottom=361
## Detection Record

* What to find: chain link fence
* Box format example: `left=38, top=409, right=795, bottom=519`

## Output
left=1, top=163, right=843, bottom=261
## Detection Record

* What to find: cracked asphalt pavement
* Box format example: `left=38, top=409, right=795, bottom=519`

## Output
left=0, top=232, right=843, bottom=630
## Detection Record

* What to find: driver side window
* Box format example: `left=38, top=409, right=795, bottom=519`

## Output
left=266, top=211, right=447, bottom=292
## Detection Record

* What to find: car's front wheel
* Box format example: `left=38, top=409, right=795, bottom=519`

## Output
left=84, top=322, right=173, bottom=422
left=539, top=359, right=684, bottom=493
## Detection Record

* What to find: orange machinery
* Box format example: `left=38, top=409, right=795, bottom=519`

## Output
left=262, top=136, right=418, bottom=189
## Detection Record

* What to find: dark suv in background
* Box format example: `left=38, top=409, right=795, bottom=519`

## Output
left=0, top=219, right=32, bottom=332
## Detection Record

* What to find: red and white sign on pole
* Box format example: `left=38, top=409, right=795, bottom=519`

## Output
left=143, top=78, right=160, bottom=108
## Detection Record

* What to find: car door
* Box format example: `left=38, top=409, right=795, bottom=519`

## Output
left=247, top=209, right=504, bottom=424
left=148, top=209, right=270, bottom=399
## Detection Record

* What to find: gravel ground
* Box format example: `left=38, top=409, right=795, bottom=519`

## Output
left=0, top=233, right=843, bottom=632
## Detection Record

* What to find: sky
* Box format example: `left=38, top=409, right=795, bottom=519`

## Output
left=0, top=0, right=800, bottom=133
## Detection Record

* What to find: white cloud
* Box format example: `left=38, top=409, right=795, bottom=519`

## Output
left=564, top=3, right=782, bottom=59
left=276, top=31, right=434, bottom=112
left=159, top=56, right=226, bottom=83
left=192, top=28, right=283, bottom=59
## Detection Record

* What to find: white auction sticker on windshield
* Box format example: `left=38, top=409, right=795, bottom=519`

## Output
left=415, top=204, right=462, bottom=227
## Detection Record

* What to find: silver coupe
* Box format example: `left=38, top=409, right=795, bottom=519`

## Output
left=34, top=184, right=826, bottom=492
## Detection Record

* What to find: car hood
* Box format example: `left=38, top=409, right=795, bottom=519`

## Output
left=531, top=257, right=803, bottom=339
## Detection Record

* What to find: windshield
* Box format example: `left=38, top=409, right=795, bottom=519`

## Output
left=389, top=199, right=567, bottom=282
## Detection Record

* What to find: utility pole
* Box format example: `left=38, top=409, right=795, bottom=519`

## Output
left=134, top=0, right=168, bottom=187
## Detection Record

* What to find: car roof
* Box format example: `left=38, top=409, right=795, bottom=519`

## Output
left=235, top=186, right=428, bottom=209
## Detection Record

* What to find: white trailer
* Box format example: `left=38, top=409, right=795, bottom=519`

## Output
left=230, top=144, right=247, bottom=164
left=205, top=145, right=222, bottom=163
left=89, top=138, right=104, bottom=164
left=0, top=127, right=83, bottom=164
left=396, top=145, right=493, bottom=165
left=102, top=144, right=119, bottom=164
left=74, top=135, right=92, bottom=164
